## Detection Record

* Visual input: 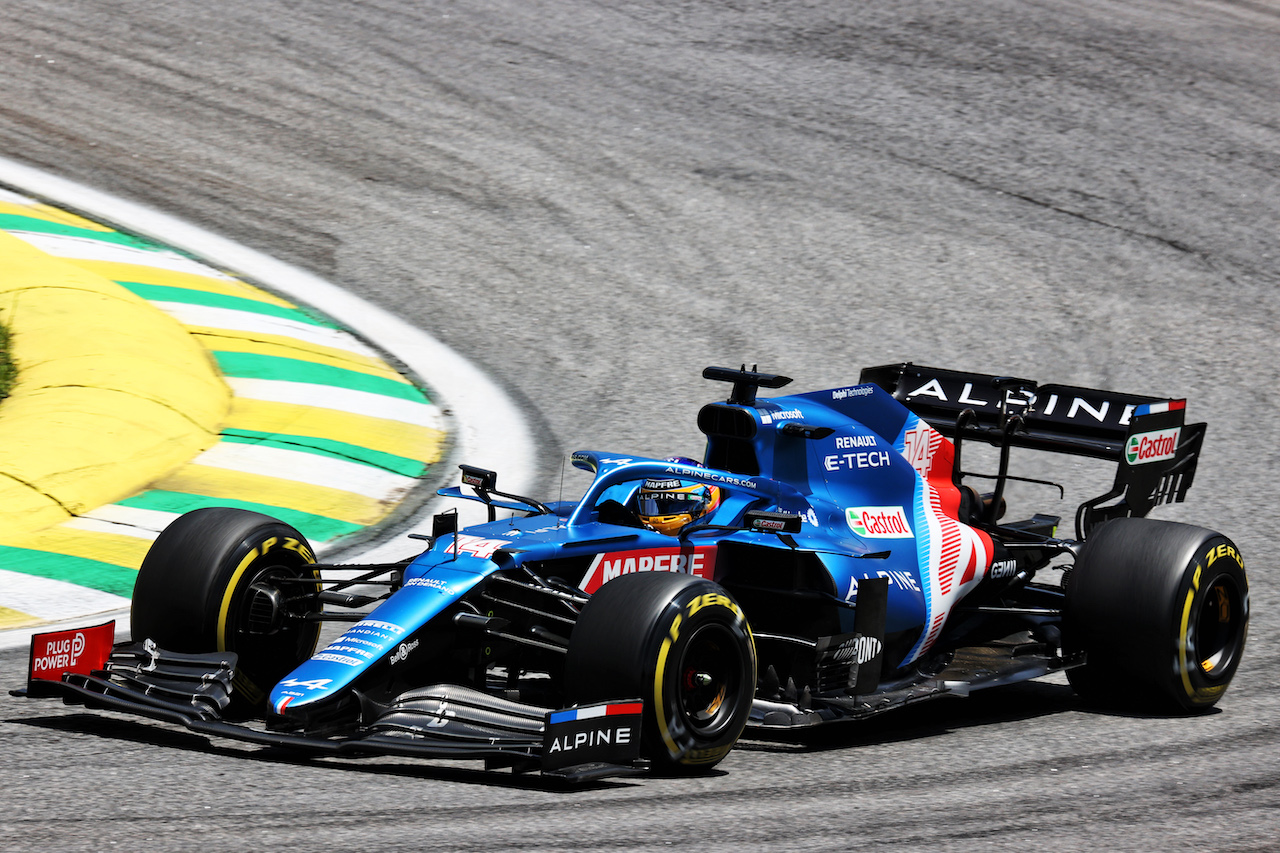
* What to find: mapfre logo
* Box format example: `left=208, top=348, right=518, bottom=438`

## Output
left=579, top=546, right=716, bottom=593
left=1126, top=427, right=1180, bottom=465
left=846, top=506, right=913, bottom=539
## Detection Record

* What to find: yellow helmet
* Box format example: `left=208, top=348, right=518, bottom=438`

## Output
left=636, top=460, right=722, bottom=536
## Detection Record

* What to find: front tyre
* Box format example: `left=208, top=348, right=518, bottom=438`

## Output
left=565, top=572, right=756, bottom=773
left=1064, top=518, right=1248, bottom=713
left=131, top=507, right=321, bottom=712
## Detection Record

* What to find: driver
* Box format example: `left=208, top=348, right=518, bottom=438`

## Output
left=635, top=457, right=722, bottom=535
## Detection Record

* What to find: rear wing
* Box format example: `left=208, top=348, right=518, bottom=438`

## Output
left=859, top=363, right=1205, bottom=538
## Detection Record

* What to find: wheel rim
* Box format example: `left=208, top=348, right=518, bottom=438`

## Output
left=676, top=623, right=744, bottom=738
left=1193, top=574, right=1245, bottom=681
left=228, top=556, right=320, bottom=679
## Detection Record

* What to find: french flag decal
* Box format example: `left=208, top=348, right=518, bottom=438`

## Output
left=549, top=702, right=643, bottom=725
left=1136, top=399, right=1186, bottom=417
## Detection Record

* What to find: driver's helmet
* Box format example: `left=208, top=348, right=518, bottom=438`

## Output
left=636, top=457, right=722, bottom=536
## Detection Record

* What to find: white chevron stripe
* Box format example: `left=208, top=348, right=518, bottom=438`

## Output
left=192, top=441, right=419, bottom=500
left=224, top=377, right=443, bottom=429
left=74, top=505, right=181, bottom=536
left=152, top=301, right=382, bottom=359
left=7, top=230, right=239, bottom=280
left=0, top=569, right=130, bottom=620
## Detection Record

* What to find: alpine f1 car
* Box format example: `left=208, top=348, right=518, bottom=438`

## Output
left=15, top=364, right=1249, bottom=782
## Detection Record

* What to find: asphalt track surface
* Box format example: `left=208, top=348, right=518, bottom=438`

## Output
left=2, top=1, right=1279, bottom=850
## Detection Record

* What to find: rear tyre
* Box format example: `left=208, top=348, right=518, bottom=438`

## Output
left=131, top=507, right=321, bottom=712
left=565, top=572, right=756, bottom=772
left=1064, top=518, right=1248, bottom=713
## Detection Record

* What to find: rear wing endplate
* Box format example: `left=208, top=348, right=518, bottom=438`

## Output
left=860, top=363, right=1205, bottom=537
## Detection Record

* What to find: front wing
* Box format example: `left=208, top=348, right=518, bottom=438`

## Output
left=12, top=625, right=645, bottom=784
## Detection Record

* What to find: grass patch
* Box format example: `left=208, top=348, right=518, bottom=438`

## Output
left=0, top=317, right=15, bottom=401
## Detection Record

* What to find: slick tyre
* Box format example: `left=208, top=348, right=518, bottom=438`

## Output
left=565, top=572, right=756, bottom=773
left=131, top=507, right=321, bottom=713
left=1064, top=518, right=1248, bottom=713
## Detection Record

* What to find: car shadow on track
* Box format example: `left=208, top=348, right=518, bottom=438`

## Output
left=733, top=679, right=1210, bottom=754
left=9, top=712, right=649, bottom=792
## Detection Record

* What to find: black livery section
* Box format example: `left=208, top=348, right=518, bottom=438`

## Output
left=862, top=363, right=1205, bottom=538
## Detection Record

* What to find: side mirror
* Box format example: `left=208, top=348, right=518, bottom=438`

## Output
left=459, top=465, right=498, bottom=492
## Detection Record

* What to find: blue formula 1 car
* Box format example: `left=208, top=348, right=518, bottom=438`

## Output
left=15, top=365, right=1250, bottom=782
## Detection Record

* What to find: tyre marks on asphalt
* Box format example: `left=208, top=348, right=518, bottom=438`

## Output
left=0, top=188, right=445, bottom=629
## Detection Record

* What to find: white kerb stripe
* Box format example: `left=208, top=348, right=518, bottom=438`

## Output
left=0, top=569, right=130, bottom=620
left=225, top=377, right=444, bottom=429
left=153, top=301, right=383, bottom=359
left=7, top=231, right=239, bottom=280
left=0, top=187, right=37, bottom=205
left=78, top=504, right=182, bottom=534
left=61, top=516, right=163, bottom=541
left=194, top=441, right=420, bottom=499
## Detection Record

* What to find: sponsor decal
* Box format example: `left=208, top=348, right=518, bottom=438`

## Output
left=278, top=677, right=333, bottom=691
left=824, top=450, right=891, bottom=472
left=345, top=627, right=395, bottom=643
left=446, top=533, right=511, bottom=560
left=847, top=570, right=921, bottom=596
left=907, top=379, right=996, bottom=407
left=806, top=508, right=819, bottom=526
left=1207, top=543, right=1242, bottom=569
left=831, top=635, right=883, bottom=665
left=761, top=408, right=803, bottom=424
left=834, top=435, right=879, bottom=449
left=356, top=619, right=405, bottom=636
left=322, top=644, right=373, bottom=659
left=905, top=377, right=1173, bottom=428
left=545, top=725, right=633, bottom=752
left=664, top=465, right=757, bottom=489
left=312, top=653, right=364, bottom=666
left=831, top=386, right=875, bottom=400
left=849, top=568, right=921, bottom=594
left=988, top=559, right=1017, bottom=580
left=579, top=545, right=717, bottom=593
left=643, top=478, right=683, bottom=490
left=877, top=569, right=921, bottom=592
left=1125, top=427, right=1181, bottom=465
left=543, top=702, right=643, bottom=771
left=390, top=639, right=420, bottom=665
left=846, top=506, right=914, bottom=539
left=27, top=621, right=115, bottom=684
left=404, top=576, right=452, bottom=593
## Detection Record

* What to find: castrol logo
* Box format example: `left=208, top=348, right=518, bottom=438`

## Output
left=1125, top=427, right=1180, bottom=465
left=846, top=506, right=914, bottom=539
